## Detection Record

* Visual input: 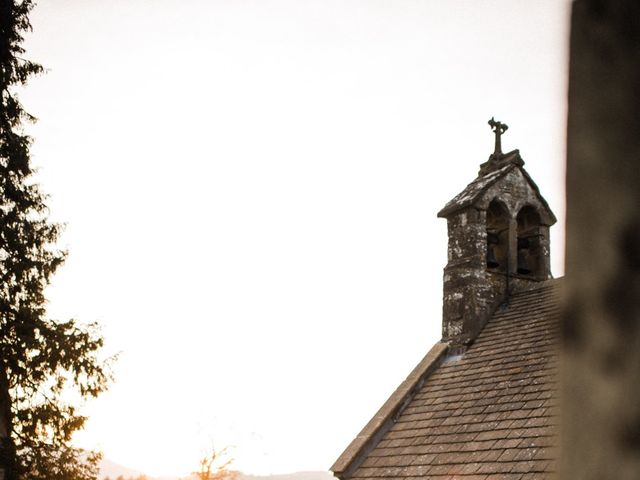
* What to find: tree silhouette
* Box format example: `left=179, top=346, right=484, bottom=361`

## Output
left=193, top=445, right=236, bottom=480
left=0, top=2, right=111, bottom=479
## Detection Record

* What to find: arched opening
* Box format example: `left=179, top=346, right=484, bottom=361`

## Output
left=486, top=200, right=509, bottom=273
left=516, top=206, right=543, bottom=277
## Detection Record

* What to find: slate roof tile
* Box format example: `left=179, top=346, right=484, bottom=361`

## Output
left=341, top=280, right=560, bottom=480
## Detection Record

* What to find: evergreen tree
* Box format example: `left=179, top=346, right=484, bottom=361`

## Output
left=0, top=2, right=111, bottom=479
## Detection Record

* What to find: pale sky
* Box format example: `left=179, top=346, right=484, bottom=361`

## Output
left=20, top=1, right=570, bottom=477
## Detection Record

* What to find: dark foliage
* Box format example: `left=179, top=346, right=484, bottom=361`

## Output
left=0, top=1, right=111, bottom=479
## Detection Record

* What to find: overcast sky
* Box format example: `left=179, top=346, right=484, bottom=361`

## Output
left=21, top=0, right=570, bottom=477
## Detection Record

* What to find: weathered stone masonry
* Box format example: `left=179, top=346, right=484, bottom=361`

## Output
left=438, top=146, right=556, bottom=349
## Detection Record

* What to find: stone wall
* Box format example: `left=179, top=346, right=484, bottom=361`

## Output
left=441, top=166, right=553, bottom=348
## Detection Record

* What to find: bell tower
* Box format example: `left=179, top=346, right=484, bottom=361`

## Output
left=437, top=119, right=556, bottom=349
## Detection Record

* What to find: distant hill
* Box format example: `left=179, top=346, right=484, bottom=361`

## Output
left=99, top=458, right=335, bottom=480
left=99, top=457, right=147, bottom=479
left=171, top=472, right=335, bottom=480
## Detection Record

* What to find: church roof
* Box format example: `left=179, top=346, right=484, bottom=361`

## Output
left=437, top=152, right=557, bottom=225
left=332, top=279, right=561, bottom=480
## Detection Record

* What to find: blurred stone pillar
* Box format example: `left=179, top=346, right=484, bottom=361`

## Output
left=562, top=1, right=640, bottom=479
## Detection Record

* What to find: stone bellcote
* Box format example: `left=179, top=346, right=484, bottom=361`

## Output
left=437, top=119, right=556, bottom=348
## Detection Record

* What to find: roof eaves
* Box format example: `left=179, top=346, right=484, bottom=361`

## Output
left=519, top=168, right=558, bottom=225
left=330, top=342, right=449, bottom=479
left=437, top=165, right=514, bottom=218
left=437, top=164, right=557, bottom=224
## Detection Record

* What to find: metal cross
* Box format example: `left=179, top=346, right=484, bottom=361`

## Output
left=488, top=117, right=508, bottom=156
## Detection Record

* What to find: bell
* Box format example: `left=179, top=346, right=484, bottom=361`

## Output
left=517, top=248, right=531, bottom=275
left=486, top=245, right=499, bottom=269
